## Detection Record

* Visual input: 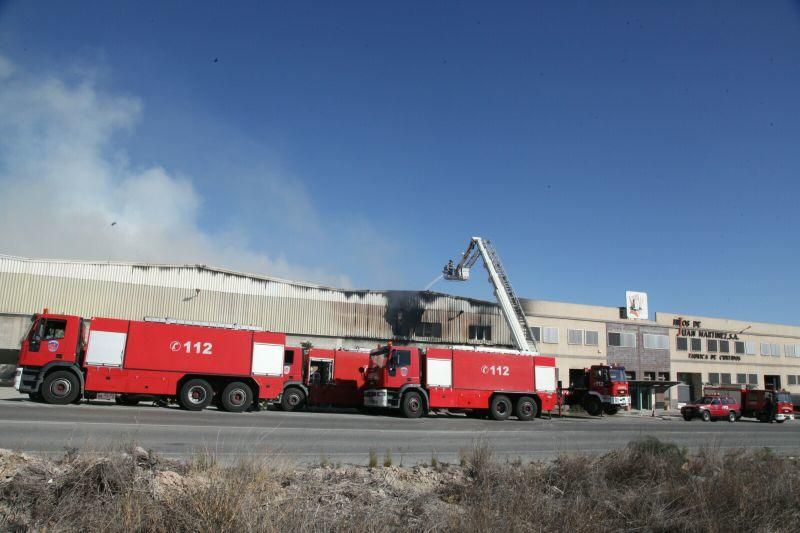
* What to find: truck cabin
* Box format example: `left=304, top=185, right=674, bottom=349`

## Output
left=586, top=365, right=627, bottom=387
left=366, top=344, right=419, bottom=388
left=20, top=312, right=82, bottom=366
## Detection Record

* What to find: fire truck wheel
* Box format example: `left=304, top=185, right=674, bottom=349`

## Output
left=402, top=391, right=426, bottom=419
left=41, top=370, right=81, bottom=405
left=179, top=379, right=213, bottom=411
left=728, top=411, right=736, bottom=423
left=220, top=382, right=253, bottom=413
left=583, top=396, right=602, bottom=417
left=701, top=410, right=711, bottom=422
left=603, top=406, right=619, bottom=415
left=281, top=387, right=306, bottom=412
left=515, top=396, right=538, bottom=421
left=489, top=395, right=512, bottom=421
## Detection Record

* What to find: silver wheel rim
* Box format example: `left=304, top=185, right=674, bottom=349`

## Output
left=287, top=392, right=300, bottom=407
left=408, top=397, right=420, bottom=413
left=497, top=401, right=508, bottom=415
left=229, top=388, right=247, bottom=406
left=51, top=378, right=72, bottom=398
left=188, top=385, right=207, bottom=405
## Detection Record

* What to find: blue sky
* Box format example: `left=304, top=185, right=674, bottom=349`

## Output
left=0, top=2, right=798, bottom=323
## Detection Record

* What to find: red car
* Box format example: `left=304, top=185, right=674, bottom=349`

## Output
left=681, top=395, right=740, bottom=422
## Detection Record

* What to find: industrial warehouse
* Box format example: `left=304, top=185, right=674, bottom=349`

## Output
left=1, top=254, right=799, bottom=410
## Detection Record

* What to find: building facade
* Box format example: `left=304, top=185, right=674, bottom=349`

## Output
left=2, top=254, right=799, bottom=407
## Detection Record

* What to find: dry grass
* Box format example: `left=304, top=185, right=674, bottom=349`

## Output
left=1, top=437, right=799, bottom=532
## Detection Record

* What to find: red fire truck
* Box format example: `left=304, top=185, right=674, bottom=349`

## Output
left=559, top=365, right=631, bottom=416
left=363, top=343, right=558, bottom=421
left=705, top=386, right=795, bottom=423
left=279, top=348, right=371, bottom=411
left=14, top=312, right=302, bottom=412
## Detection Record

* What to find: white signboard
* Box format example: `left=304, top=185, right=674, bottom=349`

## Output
left=626, top=291, right=648, bottom=320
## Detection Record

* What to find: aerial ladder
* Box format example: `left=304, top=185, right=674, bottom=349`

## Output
left=442, top=237, right=538, bottom=353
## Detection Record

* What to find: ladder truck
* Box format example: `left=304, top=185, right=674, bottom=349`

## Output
left=442, top=237, right=629, bottom=416
left=362, top=237, right=558, bottom=421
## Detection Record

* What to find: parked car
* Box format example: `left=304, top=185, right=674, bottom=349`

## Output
left=681, top=395, right=740, bottom=422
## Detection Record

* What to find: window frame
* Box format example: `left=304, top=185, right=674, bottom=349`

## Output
left=567, top=329, right=583, bottom=345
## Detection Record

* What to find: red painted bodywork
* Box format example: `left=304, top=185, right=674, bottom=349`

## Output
left=306, top=348, right=371, bottom=407
left=367, top=345, right=558, bottom=412
left=19, top=313, right=292, bottom=401
left=705, top=386, right=795, bottom=421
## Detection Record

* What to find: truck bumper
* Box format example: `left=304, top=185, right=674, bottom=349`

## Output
left=364, top=389, right=399, bottom=408
left=776, top=413, right=795, bottom=422
left=603, top=395, right=631, bottom=406
left=14, top=367, right=41, bottom=394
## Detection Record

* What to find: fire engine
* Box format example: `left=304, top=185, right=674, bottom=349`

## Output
left=705, top=386, right=795, bottom=423
left=559, top=365, right=631, bottom=415
left=363, top=342, right=557, bottom=420
left=14, top=312, right=305, bottom=411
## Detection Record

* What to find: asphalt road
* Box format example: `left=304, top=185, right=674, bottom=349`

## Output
left=1, top=389, right=798, bottom=465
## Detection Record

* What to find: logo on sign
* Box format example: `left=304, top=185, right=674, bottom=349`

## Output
left=47, top=340, right=59, bottom=352
left=170, top=341, right=182, bottom=352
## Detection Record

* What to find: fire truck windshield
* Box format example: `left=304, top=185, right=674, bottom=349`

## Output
left=609, top=368, right=626, bottom=382
left=775, top=392, right=792, bottom=403
left=369, top=353, right=388, bottom=369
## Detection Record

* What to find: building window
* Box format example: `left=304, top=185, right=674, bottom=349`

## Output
left=677, top=337, right=688, bottom=351
left=643, top=334, right=669, bottom=350
left=786, top=344, right=797, bottom=357
left=567, top=329, right=583, bottom=345
left=771, top=343, right=781, bottom=357
left=760, top=343, right=771, bottom=356
left=708, top=373, right=720, bottom=385
left=658, top=372, right=669, bottom=381
left=529, top=326, right=541, bottom=342
left=542, top=327, right=559, bottom=344
left=691, top=338, right=702, bottom=351
left=720, top=374, right=732, bottom=385
left=417, top=322, right=442, bottom=338
left=644, top=371, right=656, bottom=381
left=735, top=341, right=745, bottom=354
left=719, top=340, right=730, bottom=353
left=585, top=330, right=599, bottom=346
left=608, top=332, right=636, bottom=348
left=469, top=325, right=492, bottom=341
left=745, top=342, right=756, bottom=355
left=789, top=375, right=797, bottom=385
left=625, top=371, right=636, bottom=380
left=748, top=374, right=758, bottom=385
left=707, top=339, right=718, bottom=352
left=736, top=373, right=746, bottom=384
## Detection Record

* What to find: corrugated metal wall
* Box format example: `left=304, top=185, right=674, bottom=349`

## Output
left=0, top=256, right=512, bottom=346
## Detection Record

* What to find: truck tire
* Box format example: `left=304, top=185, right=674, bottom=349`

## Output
left=603, top=405, right=619, bottom=415
left=220, top=382, right=253, bottom=413
left=401, top=391, right=425, bottom=419
left=515, top=396, right=538, bottom=421
left=728, top=411, right=736, bottom=423
left=41, top=370, right=81, bottom=405
left=583, top=396, right=602, bottom=416
left=701, top=410, right=711, bottom=422
left=489, top=395, right=512, bottom=421
left=281, top=387, right=306, bottom=412
left=178, top=379, right=213, bottom=411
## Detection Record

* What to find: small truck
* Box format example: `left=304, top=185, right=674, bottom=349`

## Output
left=705, top=386, right=795, bottom=423
left=363, top=342, right=558, bottom=421
left=559, top=365, right=631, bottom=415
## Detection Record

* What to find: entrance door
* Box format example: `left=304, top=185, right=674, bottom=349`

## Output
left=677, top=372, right=702, bottom=401
left=764, top=375, right=782, bottom=390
